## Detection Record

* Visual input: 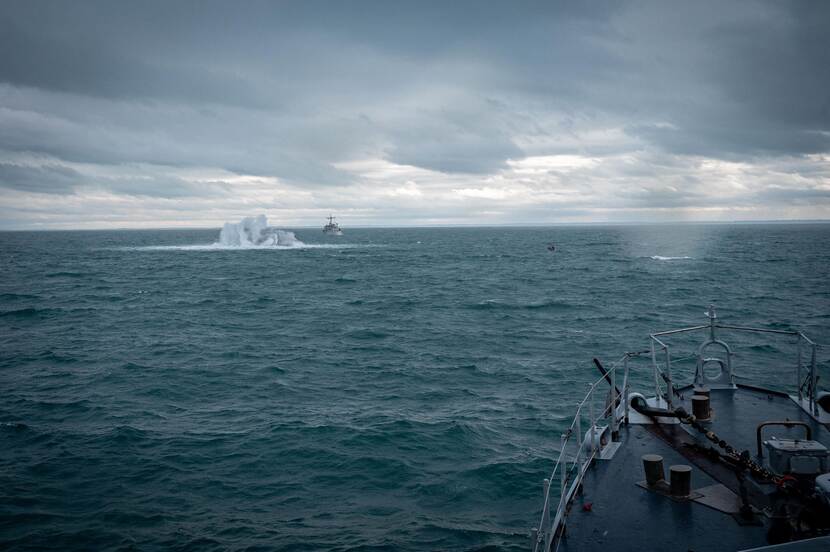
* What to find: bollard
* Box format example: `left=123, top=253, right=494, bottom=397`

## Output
left=670, top=465, right=692, bottom=497
left=642, top=454, right=665, bottom=486
left=692, top=394, right=711, bottom=421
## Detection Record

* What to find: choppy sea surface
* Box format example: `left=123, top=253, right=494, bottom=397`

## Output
left=1, top=224, right=828, bottom=551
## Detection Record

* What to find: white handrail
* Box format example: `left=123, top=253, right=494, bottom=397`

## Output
left=651, top=323, right=820, bottom=409
left=532, top=353, right=636, bottom=552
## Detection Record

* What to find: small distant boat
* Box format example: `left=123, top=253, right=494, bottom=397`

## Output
left=323, top=215, right=343, bottom=236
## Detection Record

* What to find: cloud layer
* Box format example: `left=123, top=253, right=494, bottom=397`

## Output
left=1, top=0, right=828, bottom=228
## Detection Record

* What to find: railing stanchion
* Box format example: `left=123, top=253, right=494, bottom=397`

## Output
left=623, top=354, right=630, bottom=424
left=589, top=383, right=596, bottom=460
left=664, top=347, right=673, bottom=410
left=541, top=478, right=550, bottom=539
left=610, top=360, right=618, bottom=439
left=559, top=432, right=567, bottom=532
left=560, top=433, right=566, bottom=497
left=651, top=340, right=659, bottom=404
left=575, top=404, right=581, bottom=468
left=797, top=337, right=803, bottom=403
left=624, top=355, right=630, bottom=423
left=810, top=343, right=818, bottom=415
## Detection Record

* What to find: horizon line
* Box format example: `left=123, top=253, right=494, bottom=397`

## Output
left=2, top=218, right=830, bottom=232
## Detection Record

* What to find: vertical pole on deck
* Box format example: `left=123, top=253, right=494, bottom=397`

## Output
left=651, top=340, right=659, bottom=405
left=575, top=404, right=582, bottom=468
left=810, top=344, right=818, bottom=415
left=610, top=360, right=618, bottom=440
left=560, top=433, right=567, bottom=498
left=797, top=337, right=803, bottom=403
left=589, top=383, right=596, bottom=459
left=624, top=355, right=630, bottom=424
left=542, top=477, right=550, bottom=536
left=664, top=347, right=673, bottom=410
left=559, top=432, right=567, bottom=531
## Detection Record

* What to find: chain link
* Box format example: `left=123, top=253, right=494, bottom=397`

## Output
left=673, top=407, right=782, bottom=483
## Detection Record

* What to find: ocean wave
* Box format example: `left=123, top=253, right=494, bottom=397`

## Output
left=0, top=292, right=41, bottom=301
left=741, top=343, right=780, bottom=354
left=346, top=328, right=391, bottom=340
left=469, top=299, right=576, bottom=311
left=34, top=350, right=79, bottom=364
left=0, top=421, right=29, bottom=431
left=650, top=255, right=693, bottom=261
left=45, top=271, right=85, bottom=278
left=0, top=307, right=56, bottom=318
left=107, top=425, right=150, bottom=445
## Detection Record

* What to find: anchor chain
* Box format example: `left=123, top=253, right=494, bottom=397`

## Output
left=672, top=407, right=782, bottom=484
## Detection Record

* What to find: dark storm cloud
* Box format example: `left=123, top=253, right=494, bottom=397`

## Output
left=619, top=185, right=706, bottom=209
left=0, top=0, right=828, bottom=217
left=0, top=18, right=271, bottom=108
left=0, top=0, right=625, bottom=179
left=0, top=1, right=616, bottom=105
left=100, top=177, right=232, bottom=199
left=0, top=162, right=79, bottom=194
left=753, top=186, right=830, bottom=204
left=704, top=3, right=830, bottom=137
left=626, top=123, right=830, bottom=159
left=0, top=160, right=231, bottom=198
left=614, top=1, right=830, bottom=158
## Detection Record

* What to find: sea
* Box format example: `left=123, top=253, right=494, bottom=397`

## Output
left=1, top=222, right=828, bottom=551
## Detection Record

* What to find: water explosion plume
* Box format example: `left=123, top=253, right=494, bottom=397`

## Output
left=218, top=215, right=303, bottom=247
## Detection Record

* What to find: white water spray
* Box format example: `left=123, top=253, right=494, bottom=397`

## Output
left=218, top=215, right=304, bottom=247
left=107, top=215, right=366, bottom=250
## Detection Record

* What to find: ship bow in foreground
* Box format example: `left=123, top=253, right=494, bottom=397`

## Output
left=532, top=307, right=829, bottom=552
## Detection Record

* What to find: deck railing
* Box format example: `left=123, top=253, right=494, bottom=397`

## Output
left=531, top=351, right=646, bottom=552
left=649, top=307, right=821, bottom=416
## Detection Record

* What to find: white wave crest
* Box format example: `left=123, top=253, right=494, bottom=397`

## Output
left=650, top=255, right=693, bottom=261
left=219, top=215, right=303, bottom=247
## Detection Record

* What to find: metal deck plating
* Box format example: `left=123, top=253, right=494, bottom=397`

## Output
left=532, top=308, right=828, bottom=552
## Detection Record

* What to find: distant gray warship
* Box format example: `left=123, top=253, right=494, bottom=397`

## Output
left=323, top=215, right=343, bottom=236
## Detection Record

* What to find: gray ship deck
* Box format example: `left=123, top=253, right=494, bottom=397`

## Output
left=555, top=385, right=830, bottom=552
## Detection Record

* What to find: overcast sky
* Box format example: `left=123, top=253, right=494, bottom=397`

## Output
left=0, top=0, right=828, bottom=229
